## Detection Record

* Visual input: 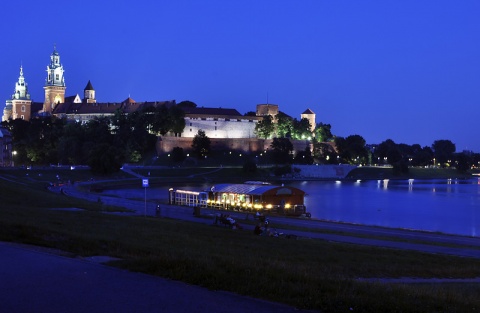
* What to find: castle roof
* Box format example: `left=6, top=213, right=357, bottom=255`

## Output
left=182, top=107, right=242, bottom=116
left=302, top=108, right=315, bottom=115
left=51, top=99, right=176, bottom=116
left=84, top=80, right=94, bottom=91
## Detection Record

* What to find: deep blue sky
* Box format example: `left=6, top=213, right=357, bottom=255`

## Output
left=2, top=1, right=479, bottom=151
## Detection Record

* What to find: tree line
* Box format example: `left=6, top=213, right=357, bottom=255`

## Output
left=3, top=103, right=479, bottom=174
left=252, top=111, right=479, bottom=173
left=1, top=104, right=185, bottom=174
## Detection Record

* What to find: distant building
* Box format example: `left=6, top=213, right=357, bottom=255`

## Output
left=3, top=46, right=318, bottom=155
left=3, top=47, right=175, bottom=123
left=2, top=66, right=34, bottom=121
left=182, top=107, right=261, bottom=139
left=301, top=108, right=316, bottom=132
left=256, top=104, right=279, bottom=122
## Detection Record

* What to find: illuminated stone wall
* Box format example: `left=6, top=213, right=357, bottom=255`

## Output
left=183, top=117, right=258, bottom=138
left=157, top=137, right=312, bottom=155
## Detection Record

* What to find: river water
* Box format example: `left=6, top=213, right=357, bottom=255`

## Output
left=289, top=178, right=480, bottom=237
left=103, top=178, right=480, bottom=237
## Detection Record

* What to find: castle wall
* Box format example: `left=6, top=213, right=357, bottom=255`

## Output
left=184, top=117, right=257, bottom=139
left=156, top=136, right=312, bottom=155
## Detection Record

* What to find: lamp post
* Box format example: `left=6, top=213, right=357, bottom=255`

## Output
left=12, top=150, right=17, bottom=167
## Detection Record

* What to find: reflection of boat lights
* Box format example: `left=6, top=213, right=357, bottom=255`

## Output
left=266, top=204, right=272, bottom=209
left=285, top=203, right=291, bottom=208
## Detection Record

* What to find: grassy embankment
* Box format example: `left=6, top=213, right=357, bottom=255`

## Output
left=1, top=167, right=480, bottom=312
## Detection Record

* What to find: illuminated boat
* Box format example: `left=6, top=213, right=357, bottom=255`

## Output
left=169, top=182, right=307, bottom=216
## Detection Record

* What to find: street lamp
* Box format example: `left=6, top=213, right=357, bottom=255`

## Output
left=12, top=150, right=17, bottom=167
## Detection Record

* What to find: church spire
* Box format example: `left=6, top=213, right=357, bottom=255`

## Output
left=12, top=65, right=30, bottom=100
left=45, top=45, right=65, bottom=87
left=83, top=80, right=96, bottom=103
left=43, top=45, right=66, bottom=113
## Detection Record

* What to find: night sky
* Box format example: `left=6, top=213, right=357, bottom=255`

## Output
left=2, top=1, right=479, bottom=151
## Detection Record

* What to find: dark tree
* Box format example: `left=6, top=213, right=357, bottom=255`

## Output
left=270, top=137, right=294, bottom=164
left=171, top=147, right=185, bottom=162
left=57, top=121, right=86, bottom=165
left=345, top=135, right=368, bottom=164
left=376, top=139, right=403, bottom=165
left=455, top=152, right=471, bottom=173
left=294, top=146, right=314, bottom=165
left=244, top=111, right=256, bottom=116
left=87, top=143, right=125, bottom=175
left=291, top=118, right=312, bottom=140
left=313, top=142, right=337, bottom=164
left=192, top=130, right=211, bottom=159
left=314, top=122, right=333, bottom=142
left=412, top=146, right=434, bottom=167
left=275, top=112, right=293, bottom=138
left=168, top=105, right=186, bottom=136
left=255, top=115, right=275, bottom=139
left=432, top=140, right=456, bottom=167
left=177, top=100, right=197, bottom=109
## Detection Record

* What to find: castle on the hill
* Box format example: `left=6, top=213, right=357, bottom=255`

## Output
left=2, top=46, right=316, bottom=154
left=2, top=46, right=175, bottom=123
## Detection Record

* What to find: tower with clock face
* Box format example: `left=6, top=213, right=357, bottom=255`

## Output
left=43, top=45, right=66, bottom=114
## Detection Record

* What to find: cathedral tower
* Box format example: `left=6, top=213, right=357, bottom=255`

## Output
left=43, top=45, right=66, bottom=114
left=2, top=66, right=32, bottom=121
left=83, top=80, right=96, bottom=103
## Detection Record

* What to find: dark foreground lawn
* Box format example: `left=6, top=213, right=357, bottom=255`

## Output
left=1, top=168, right=480, bottom=312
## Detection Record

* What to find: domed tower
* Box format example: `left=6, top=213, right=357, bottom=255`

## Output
left=43, top=45, right=66, bottom=114
left=301, top=108, right=316, bottom=132
left=2, top=66, right=32, bottom=121
left=83, top=80, right=96, bottom=103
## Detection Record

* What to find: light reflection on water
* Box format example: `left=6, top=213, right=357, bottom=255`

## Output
left=104, top=178, right=480, bottom=237
left=288, top=178, right=480, bottom=237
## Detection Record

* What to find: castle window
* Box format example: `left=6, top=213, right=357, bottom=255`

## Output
left=56, top=74, right=59, bottom=80
left=21, top=105, right=26, bottom=112
left=21, top=115, right=25, bottom=120
left=215, top=126, right=217, bottom=130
